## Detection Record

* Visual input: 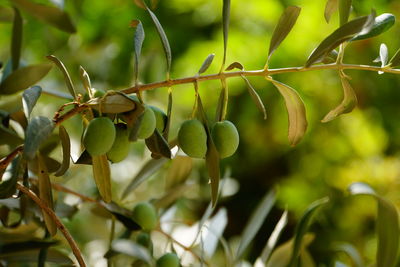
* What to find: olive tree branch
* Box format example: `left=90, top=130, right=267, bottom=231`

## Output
left=16, top=182, right=87, bottom=267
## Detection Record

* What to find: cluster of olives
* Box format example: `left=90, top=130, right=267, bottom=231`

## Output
left=177, top=119, right=239, bottom=159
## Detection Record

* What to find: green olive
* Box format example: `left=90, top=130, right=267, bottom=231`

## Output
left=149, top=106, right=167, bottom=133
left=132, top=202, right=158, bottom=231
left=137, top=106, right=157, bottom=139
left=83, top=117, right=116, bottom=156
left=82, top=88, right=105, bottom=102
left=106, top=123, right=130, bottom=163
left=178, top=119, right=207, bottom=158
left=156, top=253, right=180, bottom=267
left=211, top=120, right=239, bottom=158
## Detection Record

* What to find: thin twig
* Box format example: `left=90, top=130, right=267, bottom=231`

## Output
left=0, top=145, right=23, bottom=172
left=16, top=182, right=87, bottom=267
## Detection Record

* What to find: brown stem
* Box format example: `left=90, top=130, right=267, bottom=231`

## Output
left=0, top=145, right=23, bottom=172
left=53, top=104, right=88, bottom=126
left=49, top=181, right=99, bottom=204
left=16, top=182, right=87, bottom=267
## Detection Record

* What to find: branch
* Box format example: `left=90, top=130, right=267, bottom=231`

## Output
left=16, top=182, right=87, bottom=267
left=0, top=145, right=23, bottom=172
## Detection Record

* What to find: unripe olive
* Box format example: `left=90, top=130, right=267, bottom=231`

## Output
left=132, top=202, right=158, bottom=231
left=156, top=253, right=180, bottom=267
left=107, top=123, right=130, bottom=163
left=83, top=88, right=105, bottom=102
left=149, top=106, right=167, bottom=133
left=83, top=117, right=116, bottom=156
left=211, top=120, right=239, bottom=159
left=178, top=119, right=207, bottom=158
left=137, top=106, right=156, bottom=139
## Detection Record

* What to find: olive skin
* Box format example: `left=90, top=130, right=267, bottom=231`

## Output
left=178, top=119, right=207, bottom=158
left=83, top=117, right=116, bottom=156
left=137, top=106, right=157, bottom=139
left=211, top=120, right=239, bottom=158
left=149, top=106, right=167, bottom=133
left=107, top=123, right=130, bottom=163
left=156, top=253, right=180, bottom=267
left=132, top=202, right=158, bottom=231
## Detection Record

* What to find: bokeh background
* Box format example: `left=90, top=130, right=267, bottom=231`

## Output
left=2, top=0, right=400, bottom=266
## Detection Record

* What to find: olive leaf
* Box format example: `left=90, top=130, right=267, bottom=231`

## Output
left=131, top=20, right=145, bottom=85
left=37, top=154, right=57, bottom=236
left=305, top=13, right=375, bottom=67
left=332, top=243, right=364, bottom=267
left=268, top=6, right=301, bottom=61
left=351, top=13, right=395, bottom=41
left=165, top=156, right=192, bottom=189
left=79, top=66, right=92, bottom=97
left=321, top=74, right=357, bottom=122
left=11, top=7, right=22, bottom=71
left=46, top=55, right=76, bottom=99
left=0, top=63, right=52, bottom=95
left=86, top=93, right=136, bottom=114
left=348, top=182, right=400, bottom=267
left=339, top=0, right=352, bottom=26
left=221, top=0, right=231, bottom=69
left=54, top=126, right=70, bottom=177
left=101, top=202, right=141, bottom=231
left=324, top=0, right=338, bottom=23
left=12, top=0, right=76, bottom=33
left=22, top=86, right=42, bottom=119
left=92, top=155, right=112, bottom=203
left=271, top=80, right=307, bottom=146
left=242, top=76, right=267, bottom=119
left=163, top=89, right=173, bottom=140
left=0, top=156, right=21, bottom=199
left=145, top=129, right=171, bottom=159
left=108, top=239, right=152, bottom=264
left=215, top=79, right=228, bottom=122
left=225, top=61, right=243, bottom=71
left=377, top=43, right=389, bottom=74
left=198, top=53, right=215, bottom=74
left=24, top=116, right=54, bottom=160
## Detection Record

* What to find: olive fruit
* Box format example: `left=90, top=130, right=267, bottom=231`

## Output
left=82, top=88, right=105, bottom=102
left=132, top=202, right=157, bottom=231
left=83, top=117, right=116, bottom=156
left=149, top=106, right=167, bottom=133
left=178, top=119, right=207, bottom=158
left=156, top=253, right=180, bottom=267
left=211, top=120, right=239, bottom=158
left=137, top=106, right=157, bottom=139
left=106, top=123, right=130, bottom=163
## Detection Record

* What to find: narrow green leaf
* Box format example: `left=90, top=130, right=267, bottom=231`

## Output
left=321, top=74, right=357, bottom=122
left=12, top=0, right=76, bottom=33
left=241, top=76, right=267, bottom=119
left=215, top=79, right=229, bottom=122
left=324, top=0, right=338, bottom=23
left=163, top=89, right=173, bottom=140
left=268, top=6, right=301, bottom=61
left=92, top=155, right=112, bottom=203
left=131, top=20, right=145, bottom=85
left=289, top=197, right=329, bottom=266
left=0, top=248, right=72, bottom=265
left=121, top=157, right=168, bottom=199
left=86, top=93, right=136, bottom=113
left=332, top=242, right=364, bottom=267
left=389, top=48, right=400, bottom=68
left=37, top=154, right=57, bottom=236
left=0, top=63, right=52, bottom=95
left=74, top=150, right=92, bottom=165
left=145, top=129, right=171, bottom=159
left=46, top=55, right=76, bottom=99
left=198, top=53, right=215, bottom=74
left=351, top=13, right=395, bottom=41
left=54, top=126, right=70, bottom=177
left=0, top=156, right=21, bottom=199
left=24, top=116, right=54, bottom=160
left=11, top=7, right=22, bottom=71
left=146, top=7, right=171, bottom=77
left=236, top=189, right=276, bottom=260
left=305, top=14, right=374, bottom=67
left=225, top=61, right=244, bottom=71
left=22, top=86, right=42, bottom=119
left=110, top=239, right=152, bottom=264
left=221, top=0, right=231, bottom=69
left=165, top=156, right=192, bottom=189
left=348, top=182, right=399, bottom=267
left=79, top=66, right=92, bottom=96
left=271, top=80, right=307, bottom=146
left=339, top=0, right=352, bottom=25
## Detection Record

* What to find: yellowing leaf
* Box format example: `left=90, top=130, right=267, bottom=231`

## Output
left=92, top=155, right=112, bottom=203
left=324, top=0, right=338, bottom=23
left=54, top=126, right=70, bottom=177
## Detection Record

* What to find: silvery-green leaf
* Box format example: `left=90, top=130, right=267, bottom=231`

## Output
left=378, top=43, right=388, bottom=74
left=221, top=0, right=231, bottom=69
left=22, top=86, right=42, bottom=119
left=324, top=0, right=338, bottom=23
left=198, top=53, right=215, bottom=74
left=351, top=13, right=395, bottom=41
left=46, top=55, right=76, bottom=99
left=24, top=116, right=54, bottom=160
left=131, top=20, right=145, bottom=84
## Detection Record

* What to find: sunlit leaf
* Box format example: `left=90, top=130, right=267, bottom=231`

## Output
left=22, top=86, right=42, bottom=119
left=332, top=242, right=364, bottom=267
left=79, top=66, right=92, bottom=96
left=271, top=80, right=307, bottom=146
left=11, top=7, right=22, bottom=71
left=121, top=157, right=168, bottom=198
left=351, top=13, right=395, bottom=41
left=221, top=0, right=231, bottom=69
left=24, top=116, right=54, bottom=160
left=305, top=14, right=374, bottom=67
left=339, top=0, right=352, bottom=26
left=165, top=156, right=192, bottom=189
left=289, top=197, right=329, bottom=266
left=0, top=63, right=52, bottom=95
left=109, top=239, right=152, bottom=264
left=54, top=126, right=70, bottom=177
left=12, top=0, right=76, bottom=33
left=131, top=20, right=145, bottom=85
left=146, top=7, right=171, bottom=77
left=236, top=189, right=276, bottom=260
left=92, top=155, right=112, bottom=203
left=378, top=43, right=388, bottom=74
left=145, top=129, right=171, bottom=159
left=324, top=0, right=338, bottom=23
left=86, top=93, right=136, bottom=113
left=242, top=76, right=267, bottom=119
left=203, top=208, right=228, bottom=258
left=348, top=182, right=399, bottom=267
left=321, top=74, right=357, bottom=122
left=0, top=156, right=21, bottom=199
left=268, top=6, right=301, bottom=61
left=46, top=55, right=76, bottom=99
left=198, top=53, right=215, bottom=74
left=37, top=154, right=57, bottom=236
